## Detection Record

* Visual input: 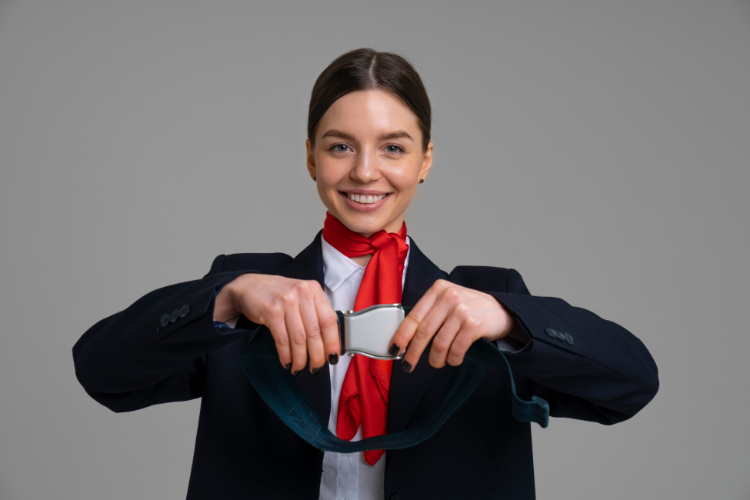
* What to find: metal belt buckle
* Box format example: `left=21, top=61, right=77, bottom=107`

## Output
left=340, top=304, right=406, bottom=360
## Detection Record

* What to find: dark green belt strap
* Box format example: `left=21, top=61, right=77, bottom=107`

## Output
left=238, top=318, right=549, bottom=453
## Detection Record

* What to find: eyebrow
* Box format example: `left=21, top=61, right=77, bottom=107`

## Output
left=320, top=129, right=414, bottom=142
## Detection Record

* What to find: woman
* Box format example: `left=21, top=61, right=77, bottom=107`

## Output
left=73, top=48, right=659, bottom=499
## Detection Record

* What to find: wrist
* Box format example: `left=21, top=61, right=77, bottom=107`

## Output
left=214, top=278, right=241, bottom=323
left=504, top=318, right=528, bottom=344
left=492, top=300, right=528, bottom=344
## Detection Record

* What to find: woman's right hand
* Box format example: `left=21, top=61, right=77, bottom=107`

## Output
left=214, top=273, right=340, bottom=375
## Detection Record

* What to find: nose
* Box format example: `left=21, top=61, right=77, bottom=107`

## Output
left=350, top=148, right=381, bottom=183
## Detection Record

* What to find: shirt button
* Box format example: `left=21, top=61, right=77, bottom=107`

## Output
left=169, top=309, right=179, bottom=323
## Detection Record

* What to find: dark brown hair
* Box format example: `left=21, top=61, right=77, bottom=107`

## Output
left=307, top=48, right=432, bottom=153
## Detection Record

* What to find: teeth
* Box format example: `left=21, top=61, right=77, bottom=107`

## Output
left=348, top=193, right=387, bottom=204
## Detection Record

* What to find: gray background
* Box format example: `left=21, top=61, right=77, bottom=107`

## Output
left=1, top=0, right=748, bottom=498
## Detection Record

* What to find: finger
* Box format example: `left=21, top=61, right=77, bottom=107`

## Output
left=428, top=308, right=462, bottom=369
left=445, top=320, right=475, bottom=367
left=266, top=311, right=292, bottom=370
left=452, top=300, right=488, bottom=367
left=445, top=302, right=478, bottom=366
left=390, top=279, right=447, bottom=356
left=401, top=284, right=459, bottom=372
left=297, top=283, right=325, bottom=374
left=314, top=287, right=341, bottom=365
left=285, top=307, right=309, bottom=375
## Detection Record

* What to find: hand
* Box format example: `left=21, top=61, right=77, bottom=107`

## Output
left=216, top=274, right=340, bottom=375
left=389, top=279, right=518, bottom=372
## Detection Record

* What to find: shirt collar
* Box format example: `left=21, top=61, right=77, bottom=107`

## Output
left=321, top=234, right=411, bottom=292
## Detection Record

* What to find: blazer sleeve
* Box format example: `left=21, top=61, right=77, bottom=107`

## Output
left=72, top=255, right=263, bottom=413
left=484, top=269, right=659, bottom=425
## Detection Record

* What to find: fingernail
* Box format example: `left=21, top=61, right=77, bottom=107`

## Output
left=401, top=361, right=412, bottom=374
left=389, top=344, right=400, bottom=357
left=293, top=369, right=301, bottom=376
left=328, top=353, right=339, bottom=365
left=285, top=363, right=291, bottom=371
left=312, top=367, right=321, bottom=376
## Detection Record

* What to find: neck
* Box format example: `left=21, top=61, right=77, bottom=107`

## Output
left=350, top=254, right=373, bottom=267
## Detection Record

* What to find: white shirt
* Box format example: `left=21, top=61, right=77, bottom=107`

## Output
left=219, top=235, right=526, bottom=500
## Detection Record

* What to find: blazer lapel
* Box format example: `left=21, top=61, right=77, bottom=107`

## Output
left=271, top=230, right=448, bottom=437
left=274, top=230, right=332, bottom=424
left=387, top=235, right=449, bottom=434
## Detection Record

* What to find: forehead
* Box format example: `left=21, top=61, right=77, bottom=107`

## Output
left=318, top=89, right=419, bottom=136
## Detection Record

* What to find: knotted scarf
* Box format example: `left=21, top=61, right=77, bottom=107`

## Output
left=321, top=211, right=409, bottom=465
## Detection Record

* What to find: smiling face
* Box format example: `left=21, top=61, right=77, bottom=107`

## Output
left=306, top=89, right=433, bottom=237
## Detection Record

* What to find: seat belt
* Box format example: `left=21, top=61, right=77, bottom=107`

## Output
left=237, top=305, right=549, bottom=453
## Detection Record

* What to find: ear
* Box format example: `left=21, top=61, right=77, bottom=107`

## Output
left=418, top=141, right=434, bottom=181
left=305, top=138, right=316, bottom=180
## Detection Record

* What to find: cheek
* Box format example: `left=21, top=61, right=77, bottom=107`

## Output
left=390, top=167, right=419, bottom=197
left=315, top=162, right=340, bottom=189
left=317, top=158, right=350, bottom=185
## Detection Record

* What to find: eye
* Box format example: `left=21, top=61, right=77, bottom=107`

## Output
left=328, top=143, right=351, bottom=153
left=385, top=144, right=405, bottom=154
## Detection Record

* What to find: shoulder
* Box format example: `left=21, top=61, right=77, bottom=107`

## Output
left=447, top=265, right=530, bottom=295
left=204, top=252, right=294, bottom=277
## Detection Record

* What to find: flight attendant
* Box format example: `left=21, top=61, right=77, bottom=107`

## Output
left=73, top=48, right=659, bottom=499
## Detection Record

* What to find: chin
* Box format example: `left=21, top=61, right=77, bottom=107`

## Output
left=343, top=219, right=384, bottom=235
left=335, top=211, right=388, bottom=235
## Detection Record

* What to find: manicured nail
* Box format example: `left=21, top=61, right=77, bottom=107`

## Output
left=401, top=361, right=412, bottom=373
left=312, top=367, right=321, bottom=376
left=328, top=353, right=339, bottom=365
left=389, top=344, right=400, bottom=357
left=285, top=363, right=291, bottom=371
left=293, top=369, right=301, bottom=376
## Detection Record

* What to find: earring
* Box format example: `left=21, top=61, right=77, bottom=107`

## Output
left=313, top=176, right=316, bottom=181
left=419, top=178, right=424, bottom=184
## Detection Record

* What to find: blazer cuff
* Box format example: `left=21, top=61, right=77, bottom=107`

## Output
left=73, top=269, right=262, bottom=389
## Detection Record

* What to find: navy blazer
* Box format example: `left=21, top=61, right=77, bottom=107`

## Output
left=72, top=230, right=659, bottom=499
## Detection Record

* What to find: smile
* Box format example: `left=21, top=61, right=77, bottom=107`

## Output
left=338, top=191, right=391, bottom=211
left=344, top=193, right=388, bottom=204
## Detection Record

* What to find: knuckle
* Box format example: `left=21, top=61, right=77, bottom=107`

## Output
left=435, top=278, right=450, bottom=288
left=281, top=292, right=296, bottom=305
left=415, top=323, right=432, bottom=340
left=445, top=287, right=461, bottom=302
left=466, top=317, right=481, bottom=330
left=294, top=281, right=310, bottom=297
left=447, top=356, right=464, bottom=367
left=405, top=311, right=422, bottom=325
left=307, top=324, right=322, bottom=339
left=455, top=303, right=470, bottom=318
left=267, top=302, right=283, bottom=317
left=449, top=341, right=464, bottom=356
left=275, top=334, right=290, bottom=348
left=292, top=330, right=307, bottom=345
left=432, top=338, right=450, bottom=353
left=428, top=356, right=445, bottom=369
left=319, top=313, right=338, bottom=329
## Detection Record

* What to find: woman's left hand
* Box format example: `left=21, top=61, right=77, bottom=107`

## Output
left=389, top=279, right=524, bottom=372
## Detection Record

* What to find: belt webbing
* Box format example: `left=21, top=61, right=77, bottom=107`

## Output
left=237, top=310, right=549, bottom=453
